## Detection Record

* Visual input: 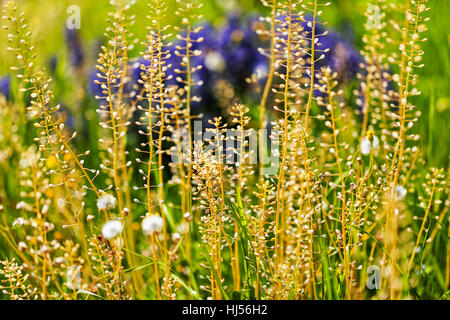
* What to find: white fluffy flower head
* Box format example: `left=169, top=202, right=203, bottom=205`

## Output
left=97, top=193, right=117, bottom=210
left=395, top=185, right=407, bottom=200
left=142, top=215, right=164, bottom=235
left=204, top=51, right=225, bottom=72
left=361, top=135, right=379, bottom=156
left=12, top=217, right=26, bottom=227
left=102, top=220, right=123, bottom=240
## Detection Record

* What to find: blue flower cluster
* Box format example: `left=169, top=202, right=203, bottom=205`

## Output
left=316, top=30, right=363, bottom=84
left=86, top=14, right=363, bottom=122
left=274, top=14, right=363, bottom=84
left=65, top=27, right=85, bottom=68
left=0, top=75, right=10, bottom=101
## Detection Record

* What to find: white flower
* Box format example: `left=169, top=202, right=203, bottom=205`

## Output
left=18, top=241, right=27, bottom=251
left=395, top=185, right=407, bottom=200
left=12, top=217, right=25, bottom=227
left=254, top=63, right=269, bottom=78
left=66, top=265, right=82, bottom=290
left=361, top=136, right=379, bottom=156
left=172, top=232, right=181, bottom=242
left=97, top=194, right=117, bottom=210
left=204, top=51, right=225, bottom=72
left=177, top=221, right=189, bottom=234
left=16, top=201, right=32, bottom=211
left=102, top=220, right=123, bottom=240
left=142, top=215, right=164, bottom=235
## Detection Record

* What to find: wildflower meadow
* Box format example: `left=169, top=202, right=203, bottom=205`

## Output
left=0, top=0, right=448, bottom=301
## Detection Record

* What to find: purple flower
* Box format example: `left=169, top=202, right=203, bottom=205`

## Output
left=217, top=14, right=260, bottom=89
left=65, top=27, right=85, bottom=68
left=170, top=23, right=220, bottom=114
left=48, top=56, right=58, bottom=75
left=193, top=24, right=219, bottom=52
left=276, top=15, right=363, bottom=86
left=300, top=15, right=327, bottom=37
left=88, top=66, right=131, bottom=106
left=320, top=31, right=363, bottom=83
left=198, top=113, right=216, bottom=130
left=88, top=69, right=104, bottom=102
left=0, top=75, right=10, bottom=101
left=251, top=50, right=270, bottom=86
left=55, top=104, right=74, bottom=129
left=128, top=57, right=152, bottom=100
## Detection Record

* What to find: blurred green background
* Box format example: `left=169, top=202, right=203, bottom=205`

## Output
left=0, top=0, right=448, bottom=168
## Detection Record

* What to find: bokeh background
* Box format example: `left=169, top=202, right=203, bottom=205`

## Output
left=0, top=0, right=448, bottom=168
